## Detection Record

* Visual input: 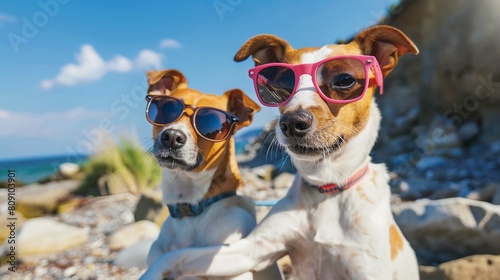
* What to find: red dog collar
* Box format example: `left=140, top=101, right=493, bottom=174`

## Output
left=309, top=164, right=369, bottom=194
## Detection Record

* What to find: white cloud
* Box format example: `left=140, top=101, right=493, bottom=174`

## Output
left=0, top=108, right=114, bottom=138
left=41, top=44, right=133, bottom=89
left=108, top=55, right=134, bottom=72
left=159, top=38, right=181, bottom=49
left=134, top=49, right=163, bottom=69
left=41, top=45, right=163, bottom=89
left=0, top=12, right=16, bottom=24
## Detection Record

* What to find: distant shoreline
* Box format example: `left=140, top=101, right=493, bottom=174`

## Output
left=0, top=127, right=264, bottom=185
left=0, top=154, right=88, bottom=184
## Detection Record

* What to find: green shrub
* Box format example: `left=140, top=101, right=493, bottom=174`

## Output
left=78, top=137, right=161, bottom=196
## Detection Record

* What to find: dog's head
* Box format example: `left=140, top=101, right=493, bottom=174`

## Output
left=235, top=26, right=418, bottom=162
left=146, top=69, right=261, bottom=171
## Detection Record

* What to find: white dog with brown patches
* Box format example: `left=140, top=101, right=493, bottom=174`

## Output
left=144, top=70, right=282, bottom=280
left=141, top=25, right=419, bottom=280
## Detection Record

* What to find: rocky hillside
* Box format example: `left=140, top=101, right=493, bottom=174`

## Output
left=372, top=0, right=500, bottom=186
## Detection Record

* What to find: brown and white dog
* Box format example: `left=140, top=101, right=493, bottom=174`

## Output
left=144, top=70, right=282, bottom=280
left=142, top=26, right=419, bottom=280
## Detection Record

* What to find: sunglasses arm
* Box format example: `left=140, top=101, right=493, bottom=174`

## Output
left=231, top=123, right=239, bottom=135
left=371, top=65, right=384, bottom=95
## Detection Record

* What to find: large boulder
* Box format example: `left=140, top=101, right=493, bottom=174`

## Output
left=133, top=188, right=168, bottom=227
left=16, top=180, right=80, bottom=218
left=393, top=198, right=500, bottom=264
left=134, top=188, right=162, bottom=221
left=113, top=238, right=155, bottom=269
left=108, top=220, right=159, bottom=251
left=420, top=254, right=500, bottom=280
left=9, top=217, right=89, bottom=257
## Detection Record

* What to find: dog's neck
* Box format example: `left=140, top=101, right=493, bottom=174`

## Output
left=160, top=138, right=242, bottom=205
left=291, top=101, right=381, bottom=186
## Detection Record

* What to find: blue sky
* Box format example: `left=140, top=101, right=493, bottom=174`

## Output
left=0, top=0, right=399, bottom=160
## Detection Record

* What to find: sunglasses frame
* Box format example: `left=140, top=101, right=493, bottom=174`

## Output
left=145, top=95, right=239, bottom=142
left=248, top=55, right=384, bottom=107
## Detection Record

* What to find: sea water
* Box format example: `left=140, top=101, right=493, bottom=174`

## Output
left=0, top=154, right=88, bottom=184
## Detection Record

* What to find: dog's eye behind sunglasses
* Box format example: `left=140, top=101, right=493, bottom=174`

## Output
left=316, top=59, right=366, bottom=100
left=145, top=96, right=239, bottom=141
left=194, top=108, right=235, bottom=141
left=249, top=55, right=381, bottom=106
left=147, top=97, right=185, bottom=124
left=256, top=66, right=295, bottom=105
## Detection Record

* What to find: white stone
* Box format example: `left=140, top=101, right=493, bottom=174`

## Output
left=63, top=266, right=78, bottom=278
left=15, top=217, right=89, bottom=257
left=392, top=198, right=500, bottom=264
left=59, top=162, right=80, bottom=177
left=272, top=173, right=295, bottom=189
left=113, top=238, right=155, bottom=269
left=108, top=220, right=159, bottom=251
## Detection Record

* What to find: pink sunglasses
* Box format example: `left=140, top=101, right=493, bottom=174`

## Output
left=248, top=55, right=384, bottom=107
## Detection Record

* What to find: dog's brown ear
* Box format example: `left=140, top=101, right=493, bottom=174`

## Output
left=354, top=25, right=419, bottom=77
left=146, top=69, right=188, bottom=95
left=224, top=89, right=261, bottom=130
left=234, top=34, right=292, bottom=66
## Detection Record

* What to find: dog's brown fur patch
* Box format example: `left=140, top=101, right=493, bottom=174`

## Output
left=390, top=224, right=403, bottom=261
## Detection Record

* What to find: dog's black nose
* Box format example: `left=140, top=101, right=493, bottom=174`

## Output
left=279, top=111, right=313, bottom=138
left=161, top=129, right=187, bottom=149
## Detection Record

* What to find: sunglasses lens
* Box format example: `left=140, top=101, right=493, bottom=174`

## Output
left=256, top=66, right=295, bottom=105
left=195, top=108, right=231, bottom=141
left=148, top=97, right=184, bottom=125
left=316, top=58, right=366, bottom=101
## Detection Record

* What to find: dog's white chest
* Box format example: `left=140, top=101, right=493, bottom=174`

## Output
left=288, top=166, right=394, bottom=279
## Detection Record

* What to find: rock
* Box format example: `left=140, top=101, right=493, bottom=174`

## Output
left=492, top=184, right=500, bottom=205
left=57, top=197, right=87, bottom=214
left=13, top=217, right=89, bottom=257
left=432, top=148, right=465, bottom=159
left=63, top=266, right=78, bottom=278
left=133, top=188, right=165, bottom=223
left=113, top=238, right=155, bottom=269
left=427, top=187, right=459, bottom=200
left=393, top=180, right=410, bottom=194
left=272, top=173, right=295, bottom=189
left=444, top=168, right=469, bottom=181
left=466, top=183, right=498, bottom=202
left=482, top=109, right=500, bottom=145
left=394, top=112, right=418, bottom=137
left=490, top=140, right=500, bottom=153
left=108, top=220, right=159, bottom=251
left=251, top=164, right=276, bottom=182
left=419, top=265, right=437, bottom=279
left=398, top=176, right=435, bottom=200
left=458, top=122, right=480, bottom=144
left=16, top=180, right=80, bottom=218
left=97, top=174, right=130, bottom=196
left=240, top=168, right=272, bottom=191
left=420, top=255, right=500, bottom=280
left=59, top=162, right=80, bottom=177
left=392, top=198, right=500, bottom=265
left=153, top=206, right=170, bottom=228
left=416, top=156, right=449, bottom=171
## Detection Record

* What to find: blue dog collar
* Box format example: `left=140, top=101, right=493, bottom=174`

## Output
left=167, top=191, right=237, bottom=219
